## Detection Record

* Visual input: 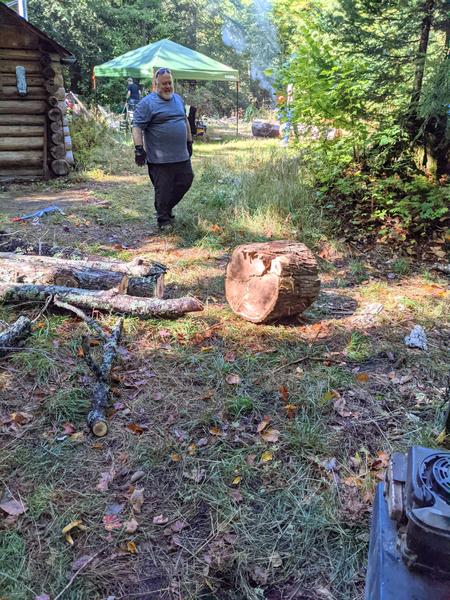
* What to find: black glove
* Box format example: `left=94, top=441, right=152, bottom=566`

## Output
left=187, top=141, right=193, bottom=158
left=134, top=145, right=147, bottom=167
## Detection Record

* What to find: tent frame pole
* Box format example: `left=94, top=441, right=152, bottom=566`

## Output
left=236, top=81, right=239, bottom=136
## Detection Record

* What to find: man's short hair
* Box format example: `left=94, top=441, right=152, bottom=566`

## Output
left=127, top=77, right=133, bottom=83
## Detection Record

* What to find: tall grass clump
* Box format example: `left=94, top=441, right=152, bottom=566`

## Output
left=183, top=140, right=329, bottom=247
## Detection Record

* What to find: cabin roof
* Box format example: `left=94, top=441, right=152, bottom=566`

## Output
left=0, top=3, right=75, bottom=61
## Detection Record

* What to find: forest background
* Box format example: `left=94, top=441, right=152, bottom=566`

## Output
left=2, top=0, right=449, bottom=246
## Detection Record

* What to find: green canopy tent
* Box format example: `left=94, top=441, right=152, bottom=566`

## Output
left=94, top=39, right=240, bottom=131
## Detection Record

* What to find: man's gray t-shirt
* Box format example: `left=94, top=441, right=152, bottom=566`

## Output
left=133, top=92, right=189, bottom=164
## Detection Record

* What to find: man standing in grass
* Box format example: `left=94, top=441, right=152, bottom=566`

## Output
left=132, top=68, right=194, bottom=230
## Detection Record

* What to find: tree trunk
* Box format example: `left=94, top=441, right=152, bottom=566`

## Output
left=225, top=241, right=320, bottom=323
left=0, top=283, right=203, bottom=318
left=0, top=253, right=165, bottom=298
left=0, top=316, right=32, bottom=357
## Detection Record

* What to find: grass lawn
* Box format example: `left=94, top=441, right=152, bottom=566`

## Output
left=0, top=124, right=449, bottom=599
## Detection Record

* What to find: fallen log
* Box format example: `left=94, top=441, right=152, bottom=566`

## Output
left=0, top=252, right=165, bottom=298
left=225, top=240, right=320, bottom=323
left=0, top=283, right=203, bottom=318
left=0, top=315, right=32, bottom=357
left=0, top=251, right=164, bottom=276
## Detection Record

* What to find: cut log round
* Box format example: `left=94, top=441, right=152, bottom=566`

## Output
left=50, top=159, right=69, bottom=176
left=251, top=120, right=280, bottom=138
left=50, top=120, right=63, bottom=133
left=50, top=144, right=66, bottom=159
left=47, top=95, right=59, bottom=107
left=48, top=107, right=63, bottom=121
left=51, top=131, right=64, bottom=145
left=225, top=241, right=320, bottom=323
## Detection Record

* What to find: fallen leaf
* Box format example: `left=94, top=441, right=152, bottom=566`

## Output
left=342, top=476, right=363, bottom=488
left=102, top=514, right=122, bottom=531
left=270, top=551, right=282, bottom=567
left=209, top=426, right=222, bottom=436
left=126, top=423, right=145, bottom=435
left=279, top=385, right=289, bottom=402
left=197, top=437, right=208, bottom=447
left=105, top=503, right=124, bottom=515
left=232, top=476, right=242, bottom=485
left=201, top=389, right=214, bottom=400
left=223, top=532, right=237, bottom=544
left=124, top=517, right=139, bottom=533
left=69, top=432, right=84, bottom=442
left=252, top=565, right=268, bottom=585
left=96, top=470, right=114, bottom=492
left=334, top=397, right=352, bottom=418
left=371, top=451, right=389, bottom=470
left=34, top=595, right=51, bottom=600
left=171, top=520, right=188, bottom=532
left=260, top=428, right=280, bottom=443
left=230, top=489, right=243, bottom=503
left=283, top=404, right=298, bottom=419
left=183, top=467, right=206, bottom=483
left=62, top=422, right=76, bottom=435
left=62, top=520, right=86, bottom=544
left=126, top=540, right=138, bottom=554
left=260, top=450, right=273, bottom=463
left=322, top=390, right=340, bottom=403
left=187, top=443, right=197, bottom=456
left=355, top=373, right=369, bottom=383
left=130, top=488, right=145, bottom=513
left=173, top=427, right=188, bottom=442
left=171, top=452, right=182, bottom=462
left=225, top=373, right=241, bottom=385
left=246, top=453, right=256, bottom=466
left=153, top=514, right=168, bottom=524
left=257, top=416, right=271, bottom=433
left=0, top=499, right=27, bottom=516
left=10, top=411, right=33, bottom=425
left=224, top=351, right=236, bottom=362
left=210, top=223, right=222, bottom=232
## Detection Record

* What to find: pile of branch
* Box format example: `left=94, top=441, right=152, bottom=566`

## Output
left=54, top=299, right=122, bottom=436
left=0, top=252, right=203, bottom=318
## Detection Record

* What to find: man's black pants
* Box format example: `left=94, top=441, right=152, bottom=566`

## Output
left=147, top=160, right=194, bottom=226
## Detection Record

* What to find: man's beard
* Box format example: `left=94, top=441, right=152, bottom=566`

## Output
left=159, top=91, right=173, bottom=100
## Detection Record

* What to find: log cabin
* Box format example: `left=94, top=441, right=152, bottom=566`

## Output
left=0, top=3, right=75, bottom=181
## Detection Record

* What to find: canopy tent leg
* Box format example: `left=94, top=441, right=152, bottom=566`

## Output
left=236, top=81, right=239, bottom=136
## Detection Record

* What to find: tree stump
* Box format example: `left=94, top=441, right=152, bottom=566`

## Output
left=225, top=241, right=320, bottom=323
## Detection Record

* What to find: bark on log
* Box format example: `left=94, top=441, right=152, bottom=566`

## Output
left=0, top=253, right=165, bottom=278
left=251, top=120, right=281, bottom=138
left=51, top=159, right=69, bottom=176
left=0, top=125, right=44, bottom=137
left=0, top=315, right=32, bottom=357
left=0, top=150, right=43, bottom=167
left=86, top=317, right=123, bottom=436
left=0, top=283, right=203, bottom=318
left=0, top=168, right=43, bottom=178
left=0, top=137, right=44, bottom=151
left=0, top=114, right=45, bottom=125
left=225, top=241, right=320, bottom=323
left=0, top=253, right=165, bottom=298
left=2, top=86, right=46, bottom=99
left=0, top=100, right=46, bottom=114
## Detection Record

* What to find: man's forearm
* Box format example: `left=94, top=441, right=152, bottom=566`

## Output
left=132, top=127, right=144, bottom=147
left=185, top=117, right=192, bottom=142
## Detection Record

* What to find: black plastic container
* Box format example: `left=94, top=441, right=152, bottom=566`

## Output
left=365, top=483, right=450, bottom=599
